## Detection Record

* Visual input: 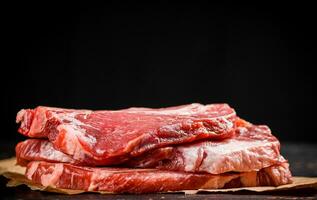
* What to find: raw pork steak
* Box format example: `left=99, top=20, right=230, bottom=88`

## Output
left=16, top=139, right=77, bottom=166
left=16, top=121, right=283, bottom=174
left=127, top=120, right=284, bottom=174
left=16, top=104, right=236, bottom=165
left=26, top=161, right=292, bottom=193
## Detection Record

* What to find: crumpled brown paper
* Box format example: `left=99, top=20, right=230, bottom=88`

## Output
left=1, top=157, right=316, bottom=194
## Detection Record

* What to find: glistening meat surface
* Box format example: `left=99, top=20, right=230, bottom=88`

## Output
left=16, top=104, right=236, bottom=165
left=16, top=139, right=78, bottom=166
left=16, top=122, right=284, bottom=174
left=25, top=161, right=292, bottom=194
left=127, top=121, right=284, bottom=174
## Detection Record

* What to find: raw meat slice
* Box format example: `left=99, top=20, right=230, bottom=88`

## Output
left=16, top=120, right=283, bottom=174
left=16, top=104, right=236, bottom=165
left=25, top=161, right=292, bottom=194
left=15, top=139, right=78, bottom=166
left=127, top=121, right=284, bottom=174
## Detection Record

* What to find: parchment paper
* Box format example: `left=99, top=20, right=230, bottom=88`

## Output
left=1, top=157, right=316, bottom=194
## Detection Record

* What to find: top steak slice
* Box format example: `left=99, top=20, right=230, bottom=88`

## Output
left=16, top=103, right=236, bottom=165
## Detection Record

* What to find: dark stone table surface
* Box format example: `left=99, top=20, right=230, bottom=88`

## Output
left=0, top=141, right=316, bottom=199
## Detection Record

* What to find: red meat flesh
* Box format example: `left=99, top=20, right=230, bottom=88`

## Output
left=16, top=104, right=236, bottom=165
left=127, top=122, right=284, bottom=174
left=16, top=123, right=283, bottom=174
left=25, top=161, right=292, bottom=194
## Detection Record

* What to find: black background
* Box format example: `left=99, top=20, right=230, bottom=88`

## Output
left=2, top=2, right=315, bottom=144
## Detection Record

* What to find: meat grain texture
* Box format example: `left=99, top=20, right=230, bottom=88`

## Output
left=15, top=103, right=292, bottom=193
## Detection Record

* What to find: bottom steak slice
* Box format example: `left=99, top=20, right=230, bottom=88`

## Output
left=26, top=161, right=292, bottom=194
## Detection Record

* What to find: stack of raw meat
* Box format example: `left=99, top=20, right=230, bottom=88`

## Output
left=15, top=104, right=292, bottom=193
